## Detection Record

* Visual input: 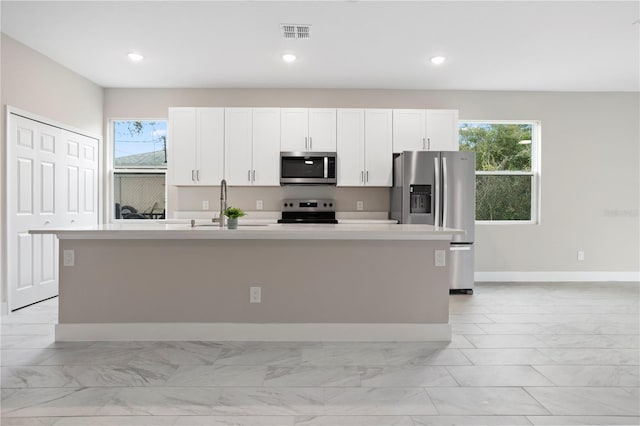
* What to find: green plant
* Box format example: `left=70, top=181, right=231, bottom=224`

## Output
left=223, top=206, right=246, bottom=219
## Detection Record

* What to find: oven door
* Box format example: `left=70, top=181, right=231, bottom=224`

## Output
left=280, top=152, right=336, bottom=185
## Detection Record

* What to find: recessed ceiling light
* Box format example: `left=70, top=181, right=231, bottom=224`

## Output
left=430, top=56, right=446, bottom=65
left=128, top=52, right=144, bottom=62
left=282, top=53, right=297, bottom=63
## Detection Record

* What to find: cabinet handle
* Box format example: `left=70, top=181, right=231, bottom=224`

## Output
left=252, top=170, right=256, bottom=182
left=191, top=170, right=195, bottom=181
left=309, top=136, right=312, bottom=150
left=428, top=138, right=431, bottom=151
left=305, top=137, right=308, bottom=150
left=196, top=170, right=200, bottom=181
left=422, top=137, right=426, bottom=150
left=361, top=171, right=364, bottom=183
left=366, top=171, right=369, bottom=182
left=248, top=170, right=251, bottom=182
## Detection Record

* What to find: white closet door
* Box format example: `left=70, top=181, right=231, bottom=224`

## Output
left=7, top=113, right=100, bottom=310
left=8, top=115, right=59, bottom=309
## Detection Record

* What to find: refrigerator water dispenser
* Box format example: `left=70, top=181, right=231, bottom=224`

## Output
left=410, top=185, right=431, bottom=214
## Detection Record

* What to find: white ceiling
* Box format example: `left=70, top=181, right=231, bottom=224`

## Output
left=2, top=1, right=639, bottom=91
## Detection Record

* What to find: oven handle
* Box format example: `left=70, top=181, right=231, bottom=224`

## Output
left=324, top=156, right=328, bottom=178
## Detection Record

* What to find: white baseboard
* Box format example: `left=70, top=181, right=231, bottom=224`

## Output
left=55, top=322, right=452, bottom=342
left=475, top=271, right=640, bottom=282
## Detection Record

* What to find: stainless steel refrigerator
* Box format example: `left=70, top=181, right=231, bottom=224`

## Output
left=391, top=151, right=476, bottom=293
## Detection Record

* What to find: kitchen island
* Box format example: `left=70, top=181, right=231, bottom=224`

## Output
left=31, top=223, right=463, bottom=342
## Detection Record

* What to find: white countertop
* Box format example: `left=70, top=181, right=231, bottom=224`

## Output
left=30, top=222, right=464, bottom=241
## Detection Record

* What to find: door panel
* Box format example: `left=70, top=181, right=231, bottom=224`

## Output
left=449, top=244, right=474, bottom=290
left=168, top=108, right=197, bottom=185
left=393, top=109, right=425, bottom=152
left=337, top=109, right=365, bottom=186
left=40, top=162, right=55, bottom=214
left=67, top=166, right=79, bottom=213
left=426, top=109, right=459, bottom=151
left=441, top=151, right=475, bottom=243
left=225, top=108, right=253, bottom=185
left=17, top=232, right=33, bottom=289
left=402, top=151, right=439, bottom=225
left=8, top=113, right=99, bottom=310
left=252, top=108, right=281, bottom=186
left=308, top=109, right=336, bottom=152
left=17, top=158, right=34, bottom=214
left=364, top=109, right=392, bottom=187
left=281, top=108, right=308, bottom=151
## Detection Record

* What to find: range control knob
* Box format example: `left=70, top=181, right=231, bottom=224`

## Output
left=329, top=203, right=333, bottom=207
left=323, top=203, right=327, bottom=207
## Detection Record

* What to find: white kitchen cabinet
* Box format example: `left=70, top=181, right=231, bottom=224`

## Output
left=168, top=107, right=224, bottom=186
left=281, top=108, right=336, bottom=152
left=225, top=108, right=280, bottom=186
left=337, top=109, right=392, bottom=187
left=393, top=109, right=459, bottom=152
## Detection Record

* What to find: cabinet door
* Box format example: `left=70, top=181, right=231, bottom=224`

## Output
left=281, top=108, right=309, bottom=151
left=196, top=108, right=225, bottom=185
left=308, top=108, right=337, bottom=152
left=425, top=109, right=459, bottom=151
left=224, top=108, right=253, bottom=185
left=392, top=109, right=425, bottom=152
left=168, top=108, right=197, bottom=185
left=364, top=109, right=393, bottom=187
left=336, top=109, right=365, bottom=186
left=252, top=108, right=281, bottom=186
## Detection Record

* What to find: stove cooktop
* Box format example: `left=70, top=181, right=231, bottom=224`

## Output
left=277, top=198, right=337, bottom=224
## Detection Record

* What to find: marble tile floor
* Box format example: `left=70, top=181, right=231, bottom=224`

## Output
left=1, top=282, right=639, bottom=426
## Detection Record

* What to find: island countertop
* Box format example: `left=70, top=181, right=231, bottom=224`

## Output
left=30, top=222, right=464, bottom=241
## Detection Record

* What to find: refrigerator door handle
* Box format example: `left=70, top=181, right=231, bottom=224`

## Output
left=450, top=246, right=471, bottom=251
left=442, top=156, right=448, bottom=229
left=434, top=157, right=440, bottom=227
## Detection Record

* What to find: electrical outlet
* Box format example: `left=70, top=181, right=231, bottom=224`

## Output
left=256, top=200, right=263, bottom=210
left=356, top=201, right=364, bottom=211
left=435, top=250, right=446, bottom=267
left=202, top=200, right=209, bottom=210
left=577, top=250, right=585, bottom=261
left=63, top=249, right=75, bottom=267
left=250, top=286, right=262, bottom=303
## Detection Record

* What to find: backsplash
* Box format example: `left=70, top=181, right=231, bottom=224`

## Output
left=171, top=186, right=390, bottom=214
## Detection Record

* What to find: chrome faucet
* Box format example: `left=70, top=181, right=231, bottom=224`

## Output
left=218, top=178, right=228, bottom=227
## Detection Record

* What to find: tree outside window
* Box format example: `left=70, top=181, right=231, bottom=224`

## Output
left=113, top=120, right=167, bottom=220
left=459, top=121, right=539, bottom=222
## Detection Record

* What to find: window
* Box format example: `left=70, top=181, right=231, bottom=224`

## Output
left=112, top=120, right=167, bottom=220
left=459, top=121, right=540, bottom=223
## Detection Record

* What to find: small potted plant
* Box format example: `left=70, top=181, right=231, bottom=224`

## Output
left=224, top=206, right=246, bottom=229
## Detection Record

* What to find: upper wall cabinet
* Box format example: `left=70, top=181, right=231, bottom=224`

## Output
left=225, top=108, right=280, bottom=186
left=337, top=109, right=393, bottom=187
left=393, top=109, right=459, bottom=152
left=168, top=107, right=224, bottom=186
left=281, top=108, right=336, bottom=152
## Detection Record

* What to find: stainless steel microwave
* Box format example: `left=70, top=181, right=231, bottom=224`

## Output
left=280, top=152, right=337, bottom=185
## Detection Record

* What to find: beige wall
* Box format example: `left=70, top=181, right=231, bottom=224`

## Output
left=1, top=34, right=104, bottom=306
left=104, top=88, right=640, bottom=275
left=59, top=239, right=450, bottom=324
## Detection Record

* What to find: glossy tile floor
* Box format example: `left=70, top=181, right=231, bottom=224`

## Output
left=1, top=282, right=639, bottom=425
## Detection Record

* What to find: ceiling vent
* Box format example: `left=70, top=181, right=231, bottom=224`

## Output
left=281, top=24, right=311, bottom=40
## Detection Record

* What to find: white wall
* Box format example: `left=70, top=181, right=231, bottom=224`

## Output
left=104, top=88, right=640, bottom=278
left=1, top=34, right=104, bottom=308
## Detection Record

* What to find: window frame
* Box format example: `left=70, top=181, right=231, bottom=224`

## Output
left=107, top=118, right=169, bottom=223
left=460, top=119, right=541, bottom=225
